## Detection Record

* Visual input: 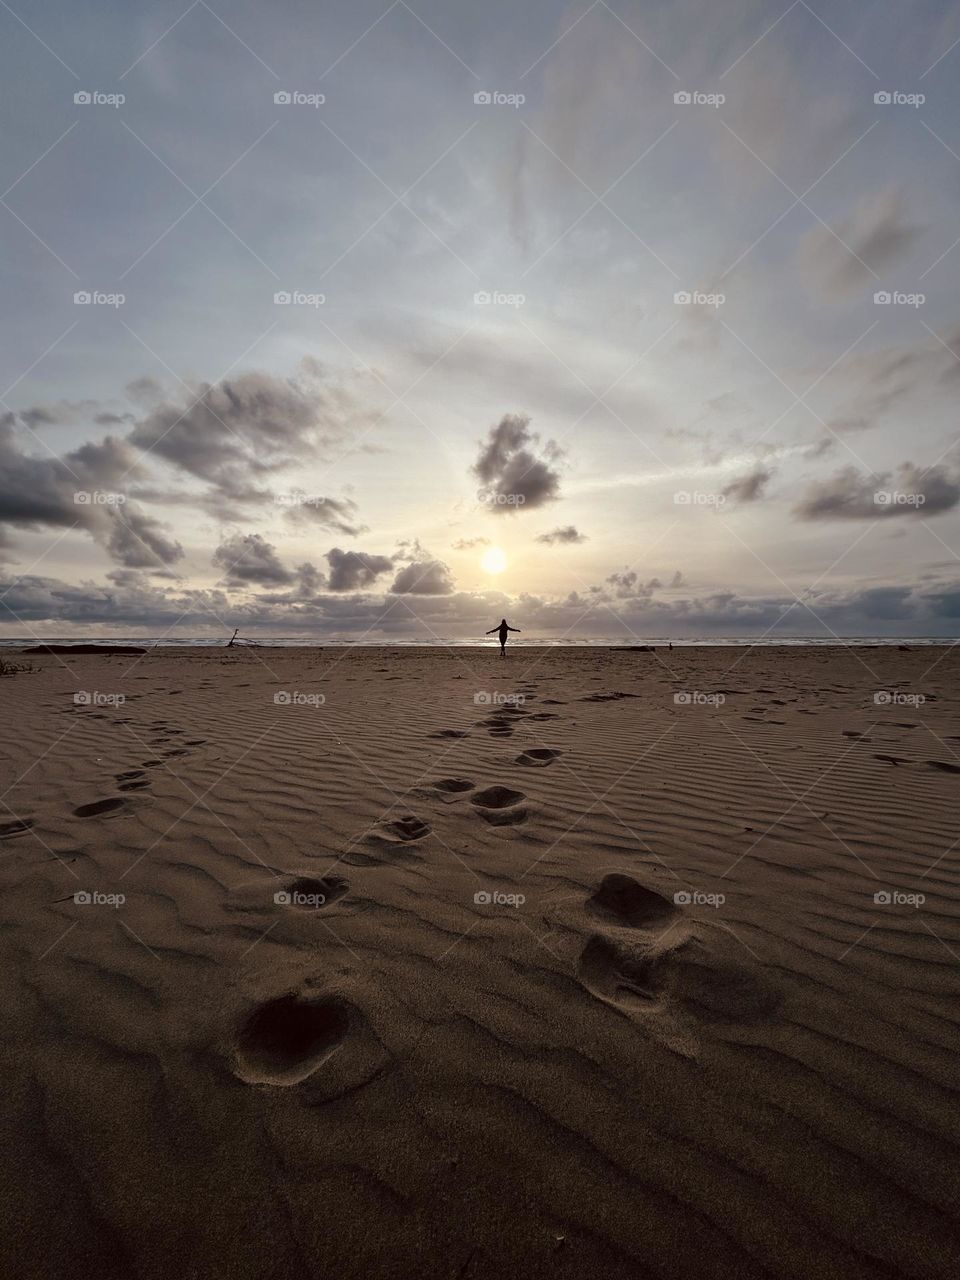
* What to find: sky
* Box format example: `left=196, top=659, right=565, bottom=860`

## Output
left=3, top=0, right=960, bottom=640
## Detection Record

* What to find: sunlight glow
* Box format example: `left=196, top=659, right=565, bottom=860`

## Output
left=481, top=546, right=507, bottom=575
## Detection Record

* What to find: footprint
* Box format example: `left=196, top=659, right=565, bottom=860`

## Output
left=429, top=729, right=469, bottom=740
left=579, top=933, right=676, bottom=1012
left=471, top=786, right=524, bottom=809
left=284, top=875, right=349, bottom=909
left=234, top=993, right=352, bottom=1086
left=578, top=879, right=780, bottom=1025
left=386, top=815, right=430, bottom=841
left=72, top=797, right=127, bottom=819
left=516, top=748, right=561, bottom=767
left=0, top=817, right=33, bottom=839
left=115, top=770, right=145, bottom=782
left=118, top=780, right=150, bottom=792
left=927, top=760, right=960, bottom=774
left=430, top=778, right=475, bottom=793
left=586, top=874, right=677, bottom=927
left=470, top=786, right=527, bottom=826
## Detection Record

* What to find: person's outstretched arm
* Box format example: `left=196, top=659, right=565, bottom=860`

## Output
left=508, top=626, right=521, bottom=632
left=485, top=627, right=498, bottom=634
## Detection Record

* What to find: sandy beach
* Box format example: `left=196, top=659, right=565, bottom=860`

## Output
left=1, top=642, right=959, bottom=1279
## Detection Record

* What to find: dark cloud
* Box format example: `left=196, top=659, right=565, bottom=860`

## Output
left=326, top=547, right=394, bottom=592
left=7, top=570, right=960, bottom=639
left=106, top=507, right=185, bottom=569
left=721, top=467, right=772, bottom=503
left=213, top=533, right=295, bottom=586
left=130, top=367, right=376, bottom=502
left=452, top=536, right=489, bottom=550
left=536, top=525, right=587, bottom=544
left=0, top=417, right=182, bottom=568
left=794, top=463, right=960, bottom=520
left=472, top=412, right=564, bottom=512
left=283, top=493, right=367, bottom=537
left=390, top=559, right=455, bottom=595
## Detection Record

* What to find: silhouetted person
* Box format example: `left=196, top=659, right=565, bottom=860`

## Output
left=486, top=617, right=520, bottom=657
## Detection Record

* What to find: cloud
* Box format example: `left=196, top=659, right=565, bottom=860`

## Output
left=472, top=413, right=564, bottom=512
left=130, top=366, right=377, bottom=502
left=794, top=463, right=960, bottom=520
left=0, top=417, right=182, bottom=568
left=213, top=533, right=296, bottom=585
left=721, top=467, right=772, bottom=503
left=283, top=493, right=367, bottom=536
left=536, top=525, right=587, bottom=544
left=325, top=547, right=394, bottom=591
left=796, top=191, right=922, bottom=299
left=390, top=558, right=455, bottom=595
left=106, top=507, right=185, bottom=569
left=452, top=536, right=489, bottom=550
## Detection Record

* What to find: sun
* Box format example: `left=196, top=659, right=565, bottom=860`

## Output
left=481, top=546, right=507, bottom=575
